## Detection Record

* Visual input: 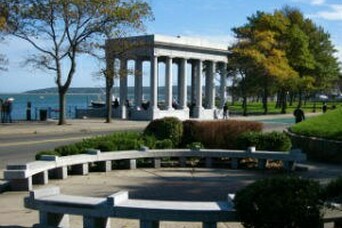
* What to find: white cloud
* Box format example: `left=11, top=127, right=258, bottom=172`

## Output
left=312, top=4, right=342, bottom=20
left=310, top=0, right=325, bottom=5
left=291, top=0, right=325, bottom=5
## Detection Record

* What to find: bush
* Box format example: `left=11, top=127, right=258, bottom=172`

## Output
left=323, top=177, right=342, bottom=203
left=144, top=117, right=183, bottom=147
left=35, top=131, right=148, bottom=159
left=181, top=120, right=263, bottom=149
left=234, top=176, right=323, bottom=228
left=155, top=139, right=173, bottom=149
left=237, top=131, right=292, bottom=151
left=55, top=144, right=84, bottom=156
left=35, top=150, right=61, bottom=160
left=187, top=142, right=204, bottom=150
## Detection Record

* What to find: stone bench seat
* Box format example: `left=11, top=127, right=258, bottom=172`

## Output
left=25, top=187, right=237, bottom=228
left=4, top=148, right=307, bottom=191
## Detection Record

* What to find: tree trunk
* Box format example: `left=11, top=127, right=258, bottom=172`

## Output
left=298, top=89, right=303, bottom=108
left=275, top=91, right=281, bottom=108
left=105, top=77, right=114, bottom=123
left=281, top=89, right=287, bottom=114
left=58, top=89, right=67, bottom=125
left=262, top=80, right=268, bottom=115
left=242, top=96, right=247, bottom=116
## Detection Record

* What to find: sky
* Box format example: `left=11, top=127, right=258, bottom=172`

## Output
left=0, top=0, right=341, bottom=93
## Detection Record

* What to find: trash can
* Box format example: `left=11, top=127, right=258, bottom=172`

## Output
left=39, top=109, right=48, bottom=121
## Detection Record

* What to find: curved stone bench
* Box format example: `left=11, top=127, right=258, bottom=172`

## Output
left=25, top=187, right=237, bottom=228
left=4, top=148, right=306, bottom=191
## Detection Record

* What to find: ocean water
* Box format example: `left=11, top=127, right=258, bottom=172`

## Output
left=0, top=93, right=99, bottom=120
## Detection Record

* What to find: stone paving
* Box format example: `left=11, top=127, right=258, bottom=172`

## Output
left=0, top=114, right=339, bottom=228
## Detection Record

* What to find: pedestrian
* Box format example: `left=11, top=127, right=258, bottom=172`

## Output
left=223, top=103, right=229, bottom=119
left=4, top=98, right=14, bottom=123
left=1, top=98, right=7, bottom=123
left=322, top=102, right=327, bottom=113
left=293, top=107, right=305, bottom=123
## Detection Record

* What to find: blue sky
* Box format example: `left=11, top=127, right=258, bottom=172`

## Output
left=0, top=0, right=341, bottom=93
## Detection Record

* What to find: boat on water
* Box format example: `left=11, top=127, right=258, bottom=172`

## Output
left=90, top=97, right=120, bottom=108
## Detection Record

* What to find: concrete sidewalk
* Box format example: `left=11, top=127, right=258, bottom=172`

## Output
left=0, top=119, right=150, bottom=136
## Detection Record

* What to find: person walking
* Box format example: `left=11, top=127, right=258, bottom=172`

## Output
left=293, top=107, right=305, bottom=123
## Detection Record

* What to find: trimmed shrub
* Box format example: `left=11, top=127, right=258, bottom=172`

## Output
left=237, top=131, right=291, bottom=151
left=187, top=142, right=204, bottom=150
left=323, top=177, right=342, bottom=203
left=181, top=120, right=263, bottom=149
left=35, top=150, right=61, bottom=160
left=144, top=117, right=183, bottom=147
left=234, top=176, right=323, bottom=228
left=155, top=139, right=173, bottom=149
left=55, top=144, right=84, bottom=156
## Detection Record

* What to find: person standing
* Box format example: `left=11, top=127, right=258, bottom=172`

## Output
left=322, top=102, right=327, bottom=113
left=5, top=98, right=14, bottom=123
left=223, top=103, right=229, bottom=119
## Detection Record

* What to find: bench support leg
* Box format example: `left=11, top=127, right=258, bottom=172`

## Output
left=179, top=157, right=186, bottom=167
left=40, top=211, right=69, bottom=228
left=33, top=171, right=48, bottom=185
left=140, top=220, right=159, bottom=228
left=153, top=158, right=161, bottom=169
left=49, top=166, right=68, bottom=179
left=258, top=159, right=267, bottom=170
left=231, top=158, right=239, bottom=169
left=205, top=157, right=213, bottom=168
left=203, top=222, right=217, bottom=228
left=71, top=163, right=89, bottom=175
left=83, top=216, right=110, bottom=228
left=97, top=161, right=112, bottom=172
left=129, top=159, right=137, bottom=169
left=284, top=161, right=295, bottom=171
left=9, top=177, right=32, bottom=191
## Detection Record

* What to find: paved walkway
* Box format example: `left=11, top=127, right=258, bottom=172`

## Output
left=1, top=113, right=339, bottom=228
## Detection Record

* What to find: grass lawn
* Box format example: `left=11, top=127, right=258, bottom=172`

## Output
left=289, top=107, right=342, bottom=140
left=228, top=101, right=342, bottom=115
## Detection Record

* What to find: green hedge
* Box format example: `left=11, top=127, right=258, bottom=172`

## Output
left=234, top=176, right=323, bottom=228
left=323, top=176, right=342, bottom=204
left=35, top=131, right=153, bottom=159
left=237, top=131, right=292, bottom=151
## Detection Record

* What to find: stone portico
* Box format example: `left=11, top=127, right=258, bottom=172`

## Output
left=105, top=34, right=229, bottom=120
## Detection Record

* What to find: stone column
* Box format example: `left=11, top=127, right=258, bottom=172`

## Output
left=135, top=58, right=143, bottom=109
left=150, top=55, right=158, bottom=110
left=165, top=56, right=173, bottom=110
left=191, top=61, right=197, bottom=106
left=194, top=59, right=203, bottom=118
left=179, top=58, right=188, bottom=110
left=206, top=61, right=216, bottom=109
left=219, top=63, right=227, bottom=108
left=120, top=58, right=128, bottom=118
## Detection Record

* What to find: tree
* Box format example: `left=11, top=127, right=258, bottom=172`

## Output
left=231, top=12, right=297, bottom=114
left=0, top=2, right=8, bottom=71
left=3, top=0, right=152, bottom=125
